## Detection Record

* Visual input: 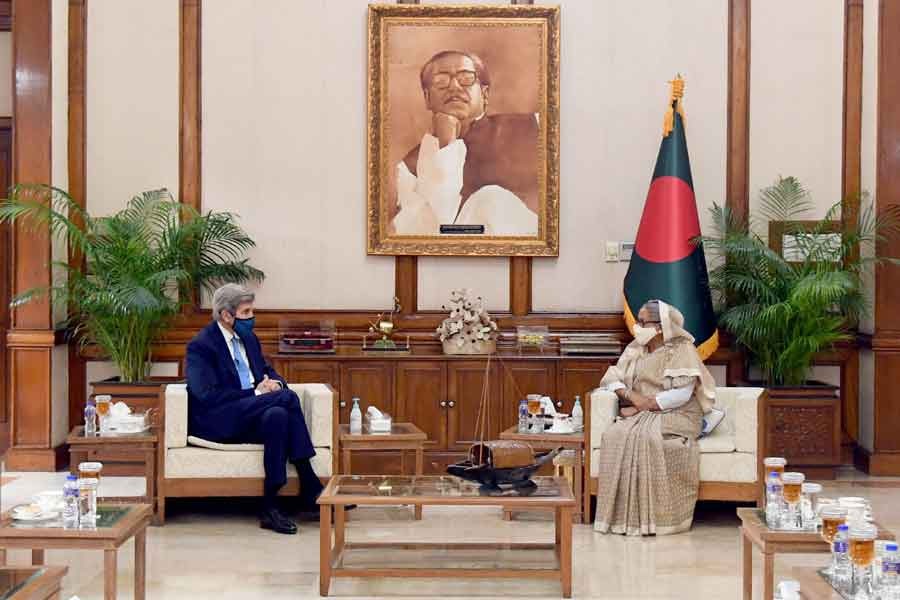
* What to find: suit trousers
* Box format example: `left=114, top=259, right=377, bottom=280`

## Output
left=232, top=388, right=316, bottom=491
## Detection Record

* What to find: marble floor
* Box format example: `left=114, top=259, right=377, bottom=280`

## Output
left=1, top=468, right=898, bottom=599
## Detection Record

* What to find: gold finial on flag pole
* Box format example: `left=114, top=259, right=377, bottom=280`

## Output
left=662, top=73, right=686, bottom=137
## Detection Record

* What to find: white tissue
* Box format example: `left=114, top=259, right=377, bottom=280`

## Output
left=366, top=406, right=383, bottom=419
left=109, top=401, right=132, bottom=418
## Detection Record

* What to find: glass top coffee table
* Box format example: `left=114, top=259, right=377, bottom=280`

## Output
left=317, top=475, right=575, bottom=597
left=0, top=503, right=152, bottom=600
left=0, top=566, right=67, bottom=599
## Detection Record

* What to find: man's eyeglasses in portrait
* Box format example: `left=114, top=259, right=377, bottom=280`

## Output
left=430, top=70, right=478, bottom=89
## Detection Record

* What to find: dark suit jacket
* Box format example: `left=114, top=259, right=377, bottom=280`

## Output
left=185, top=321, right=287, bottom=441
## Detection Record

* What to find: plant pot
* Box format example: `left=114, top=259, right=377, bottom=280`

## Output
left=90, top=375, right=183, bottom=417
left=750, top=380, right=841, bottom=479
left=442, top=338, right=497, bottom=355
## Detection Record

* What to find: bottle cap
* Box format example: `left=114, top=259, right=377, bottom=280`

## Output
left=66, top=474, right=77, bottom=481
left=838, top=524, right=849, bottom=531
left=886, top=543, right=898, bottom=552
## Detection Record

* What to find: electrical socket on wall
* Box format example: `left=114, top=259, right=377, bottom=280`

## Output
left=620, top=241, right=635, bottom=261
left=605, top=241, right=620, bottom=262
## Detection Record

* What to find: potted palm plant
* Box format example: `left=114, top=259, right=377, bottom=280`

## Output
left=0, top=184, right=264, bottom=410
left=701, top=176, right=899, bottom=475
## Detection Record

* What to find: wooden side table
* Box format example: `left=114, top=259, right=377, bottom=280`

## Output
left=67, top=426, right=159, bottom=524
left=498, top=426, right=587, bottom=523
left=0, top=504, right=151, bottom=600
left=0, top=566, right=68, bottom=600
left=737, top=507, right=896, bottom=600
left=338, top=423, right=427, bottom=520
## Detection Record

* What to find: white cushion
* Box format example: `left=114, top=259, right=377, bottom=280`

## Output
left=592, top=447, right=756, bottom=482
left=165, top=384, right=189, bottom=449
left=164, top=383, right=333, bottom=450
left=699, top=451, right=757, bottom=483
left=589, top=389, right=618, bottom=449
left=714, top=386, right=763, bottom=453
left=187, top=436, right=263, bottom=452
left=697, top=431, right=736, bottom=453
left=166, top=446, right=332, bottom=478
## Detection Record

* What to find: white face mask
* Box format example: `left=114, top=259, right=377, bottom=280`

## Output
left=632, top=324, right=660, bottom=346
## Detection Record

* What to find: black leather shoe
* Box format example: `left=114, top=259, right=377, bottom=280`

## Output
left=260, top=507, right=298, bottom=535
left=296, top=503, right=357, bottom=521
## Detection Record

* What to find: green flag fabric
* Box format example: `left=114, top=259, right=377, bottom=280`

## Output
left=623, top=80, right=718, bottom=359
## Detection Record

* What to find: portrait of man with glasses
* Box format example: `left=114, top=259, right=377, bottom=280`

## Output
left=391, top=50, right=540, bottom=237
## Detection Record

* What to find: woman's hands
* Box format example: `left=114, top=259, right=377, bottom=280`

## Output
left=615, top=387, right=660, bottom=416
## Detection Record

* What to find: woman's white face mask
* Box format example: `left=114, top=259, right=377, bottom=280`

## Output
left=632, top=323, right=661, bottom=346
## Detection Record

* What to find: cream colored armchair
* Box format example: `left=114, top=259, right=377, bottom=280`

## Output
left=588, top=386, right=767, bottom=511
left=156, top=383, right=338, bottom=524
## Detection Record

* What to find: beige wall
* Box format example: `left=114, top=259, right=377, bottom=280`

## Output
left=86, top=0, right=179, bottom=217
left=80, top=0, right=851, bottom=314
left=750, top=0, right=844, bottom=219
left=0, top=32, right=11, bottom=117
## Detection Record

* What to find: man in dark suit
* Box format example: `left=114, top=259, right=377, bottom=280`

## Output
left=185, top=283, right=323, bottom=534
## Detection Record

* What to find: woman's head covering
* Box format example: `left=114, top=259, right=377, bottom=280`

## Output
left=603, top=300, right=716, bottom=412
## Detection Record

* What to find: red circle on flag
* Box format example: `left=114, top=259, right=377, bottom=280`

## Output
left=634, top=176, right=701, bottom=263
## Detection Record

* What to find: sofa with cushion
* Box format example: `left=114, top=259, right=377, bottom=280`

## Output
left=588, top=386, right=767, bottom=511
left=156, top=383, right=337, bottom=524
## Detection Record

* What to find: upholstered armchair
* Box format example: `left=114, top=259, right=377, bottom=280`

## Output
left=588, top=386, right=767, bottom=513
left=155, top=383, right=338, bottom=524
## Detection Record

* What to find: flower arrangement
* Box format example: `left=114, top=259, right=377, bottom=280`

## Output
left=437, top=289, right=499, bottom=354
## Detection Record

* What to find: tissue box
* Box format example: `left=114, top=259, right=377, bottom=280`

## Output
left=365, top=413, right=392, bottom=434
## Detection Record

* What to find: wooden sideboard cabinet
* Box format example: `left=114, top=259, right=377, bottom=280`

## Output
left=271, top=349, right=610, bottom=475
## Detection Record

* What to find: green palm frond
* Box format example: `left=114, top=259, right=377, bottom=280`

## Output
left=0, top=184, right=265, bottom=382
left=701, top=176, right=900, bottom=385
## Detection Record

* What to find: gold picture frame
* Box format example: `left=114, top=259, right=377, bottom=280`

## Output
left=366, top=4, right=560, bottom=256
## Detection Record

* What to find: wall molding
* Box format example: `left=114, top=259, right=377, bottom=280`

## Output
left=726, top=0, right=751, bottom=225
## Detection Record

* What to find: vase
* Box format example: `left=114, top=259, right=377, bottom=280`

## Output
left=442, top=338, right=497, bottom=355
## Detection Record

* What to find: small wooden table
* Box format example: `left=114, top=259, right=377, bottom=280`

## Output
left=338, top=423, right=427, bottom=519
left=317, top=475, right=575, bottom=598
left=499, top=426, right=587, bottom=523
left=67, top=426, right=159, bottom=523
left=737, top=507, right=895, bottom=600
left=0, top=566, right=68, bottom=599
left=792, top=567, right=843, bottom=599
left=0, top=503, right=152, bottom=600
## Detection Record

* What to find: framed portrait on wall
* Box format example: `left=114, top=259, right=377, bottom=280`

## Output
left=366, top=4, right=560, bottom=256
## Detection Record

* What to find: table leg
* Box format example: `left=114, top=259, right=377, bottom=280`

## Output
left=763, top=551, right=775, bottom=600
left=342, top=448, right=351, bottom=476
left=741, top=529, right=752, bottom=600
left=105, top=549, right=117, bottom=600
left=334, top=505, right=345, bottom=558
left=319, top=503, right=332, bottom=597
left=559, top=506, right=573, bottom=598
left=414, top=446, right=423, bottom=520
left=145, top=449, right=156, bottom=517
left=135, top=527, right=147, bottom=600
left=574, top=446, right=584, bottom=524
left=31, top=549, right=44, bottom=565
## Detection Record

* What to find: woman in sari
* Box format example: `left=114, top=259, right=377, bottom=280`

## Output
left=594, top=299, right=716, bottom=536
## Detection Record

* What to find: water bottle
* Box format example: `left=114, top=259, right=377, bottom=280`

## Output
left=62, top=474, right=79, bottom=529
left=882, top=542, right=899, bottom=599
left=349, top=398, right=363, bottom=434
left=571, top=396, right=584, bottom=429
left=84, top=400, right=97, bottom=436
left=765, top=471, right=783, bottom=528
left=518, top=399, right=529, bottom=433
left=832, top=524, right=852, bottom=590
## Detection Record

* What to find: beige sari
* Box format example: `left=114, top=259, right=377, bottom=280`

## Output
left=593, top=302, right=715, bottom=536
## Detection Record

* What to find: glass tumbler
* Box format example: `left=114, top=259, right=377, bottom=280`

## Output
left=781, top=472, right=805, bottom=530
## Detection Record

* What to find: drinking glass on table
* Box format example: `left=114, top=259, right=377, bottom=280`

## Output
left=821, top=505, right=848, bottom=576
left=849, top=523, right=878, bottom=598
left=527, top=395, right=542, bottom=433
left=781, top=472, right=805, bottom=530
left=95, top=394, right=112, bottom=433
left=762, top=457, right=787, bottom=510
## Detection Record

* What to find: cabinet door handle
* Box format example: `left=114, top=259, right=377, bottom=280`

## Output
left=440, top=401, right=447, bottom=407
left=448, top=401, right=455, bottom=408
left=339, top=401, right=346, bottom=408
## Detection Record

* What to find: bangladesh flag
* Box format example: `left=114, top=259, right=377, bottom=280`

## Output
left=623, top=76, right=719, bottom=359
